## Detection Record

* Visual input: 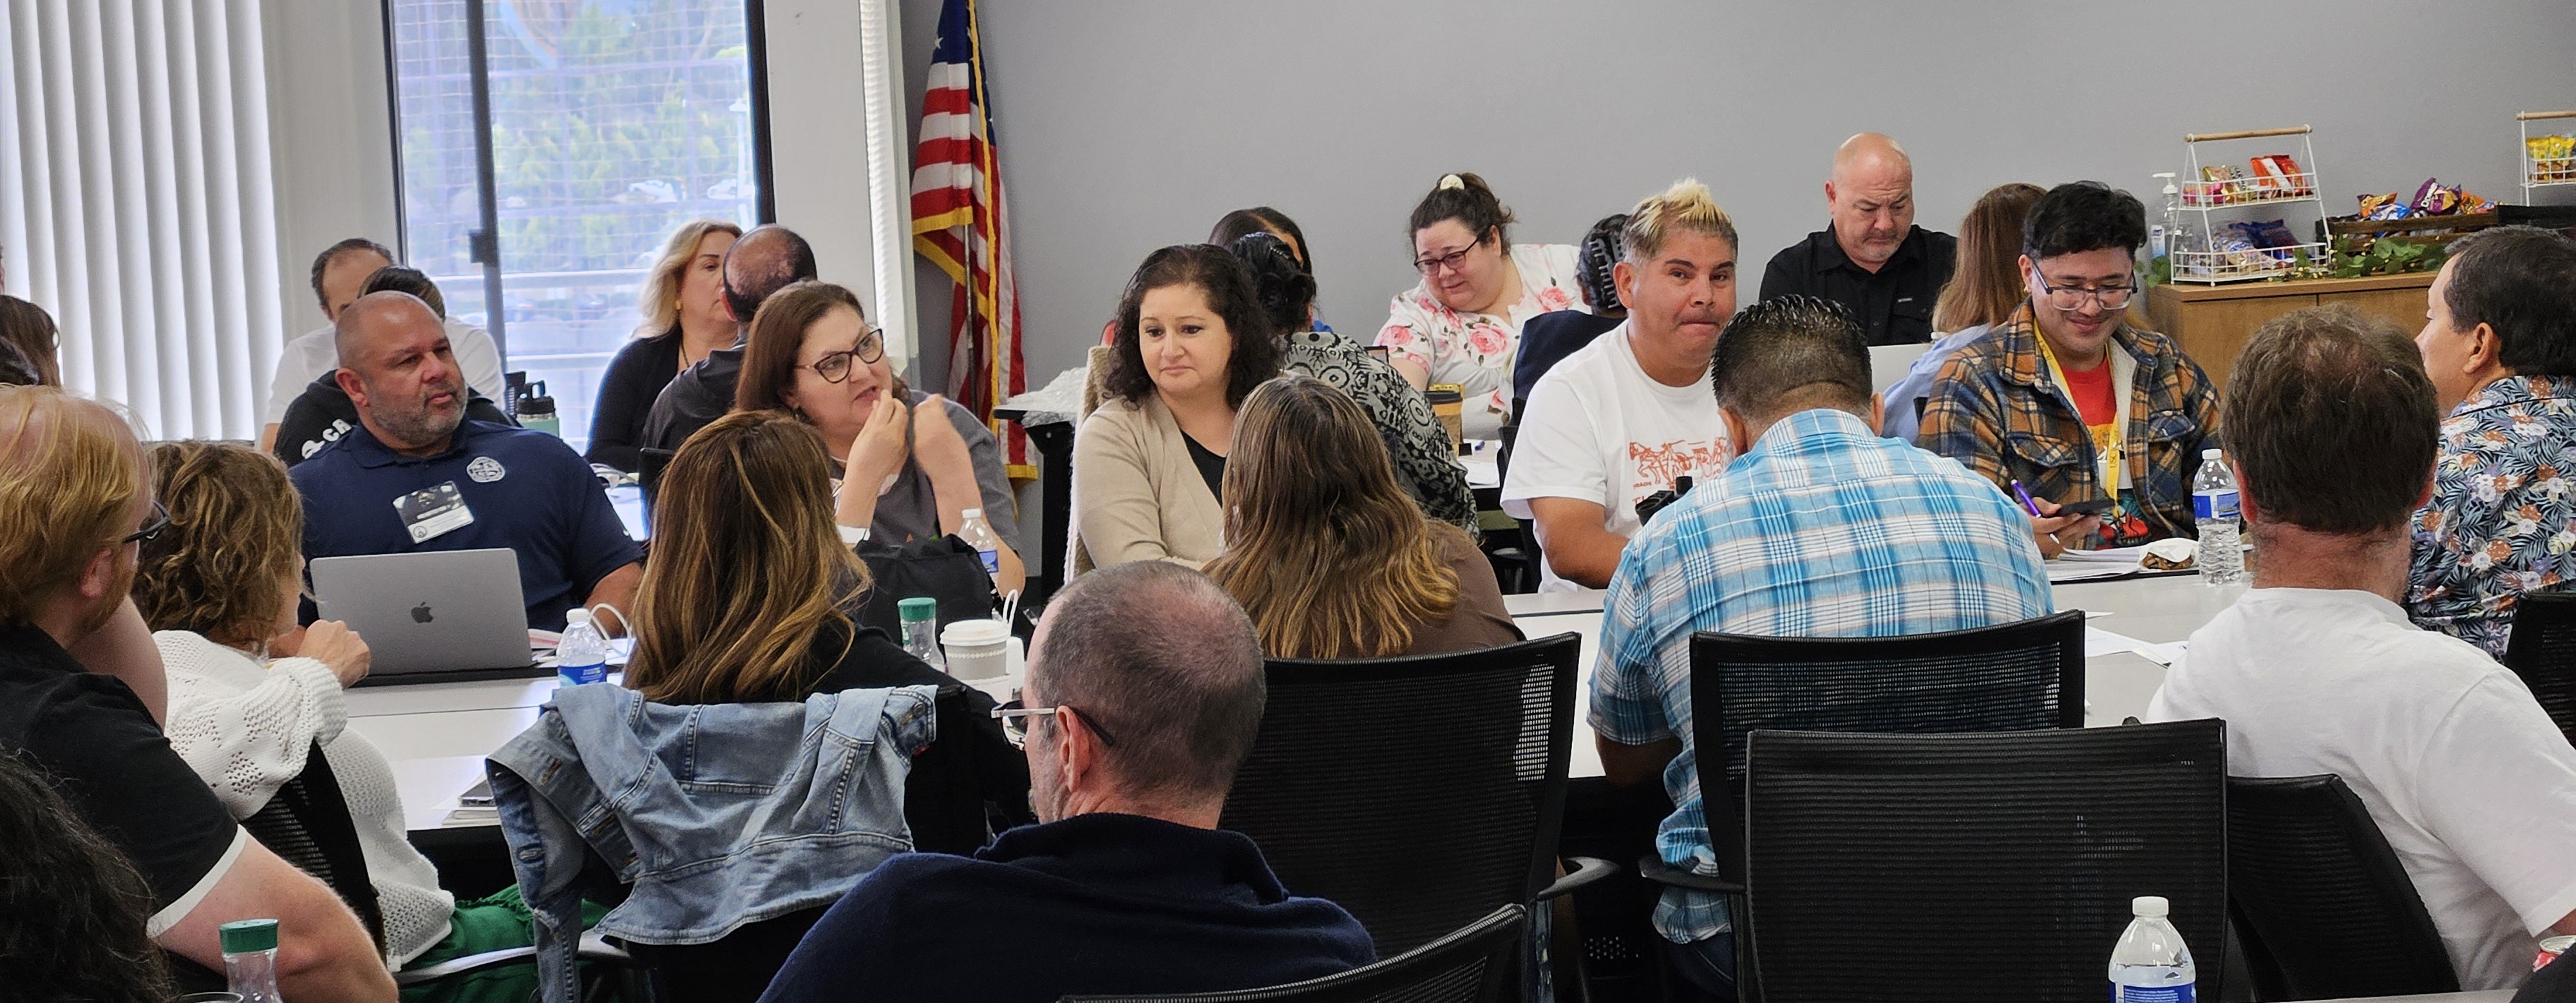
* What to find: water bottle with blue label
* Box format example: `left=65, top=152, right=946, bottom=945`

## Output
left=957, top=507, right=1003, bottom=581
left=2192, top=448, right=2243, bottom=586
left=556, top=607, right=609, bottom=686
left=2109, top=895, right=2197, bottom=1002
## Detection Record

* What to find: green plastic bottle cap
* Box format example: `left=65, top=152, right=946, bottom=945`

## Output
left=897, top=597, right=938, bottom=622
left=220, top=917, right=279, bottom=953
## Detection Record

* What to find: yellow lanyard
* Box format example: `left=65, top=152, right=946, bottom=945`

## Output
left=2032, top=323, right=2122, bottom=504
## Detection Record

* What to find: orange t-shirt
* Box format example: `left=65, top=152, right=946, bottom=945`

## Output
left=2062, top=358, right=2119, bottom=457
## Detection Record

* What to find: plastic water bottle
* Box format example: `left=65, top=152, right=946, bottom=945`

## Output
left=898, top=597, right=945, bottom=669
left=556, top=607, right=609, bottom=686
left=957, top=507, right=1003, bottom=580
left=2192, top=448, right=2244, bottom=586
left=221, top=918, right=284, bottom=1002
left=2108, top=895, right=2197, bottom=1002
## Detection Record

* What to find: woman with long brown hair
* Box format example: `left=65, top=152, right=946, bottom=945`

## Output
left=625, top=408, right=1028, bottom=840
left=1884, top=182, right=2049, bottom=443
left=1206, top=375, right=1520, bottom=659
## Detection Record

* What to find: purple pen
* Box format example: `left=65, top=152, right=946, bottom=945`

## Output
left=2008, top=479, right=2045, bottom=517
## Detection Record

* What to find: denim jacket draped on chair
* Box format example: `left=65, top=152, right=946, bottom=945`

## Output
left=488, top=682, right=938, bottom=1002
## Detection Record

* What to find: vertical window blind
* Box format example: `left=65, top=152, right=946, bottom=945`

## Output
left=0, top=0, right=285, bottom=441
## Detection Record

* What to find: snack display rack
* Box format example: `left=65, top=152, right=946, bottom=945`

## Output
left=2170, top=126, right=2329, bottom=284
left=2520, top=110, right=2576, bottom=200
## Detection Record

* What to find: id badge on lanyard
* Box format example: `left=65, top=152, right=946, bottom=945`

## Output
left=2035, top=332, right=2123, bottom=504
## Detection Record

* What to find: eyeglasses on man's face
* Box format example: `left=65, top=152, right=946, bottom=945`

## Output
left=803, top=327, right=887, bottom=383
left=2032, top=271, right=2138, bottom=313
left=991, top=698, right=1120, bottom=750
left=120, top=499, right=169, bottom=546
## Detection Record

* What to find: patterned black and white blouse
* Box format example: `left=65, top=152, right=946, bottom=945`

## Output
left=1283, top=328, right=1479, bottom=531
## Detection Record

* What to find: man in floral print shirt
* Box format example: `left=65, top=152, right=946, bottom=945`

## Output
left=2407, top=226, right=2576, bottom=656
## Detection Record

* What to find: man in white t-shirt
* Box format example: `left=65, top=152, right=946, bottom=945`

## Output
left=1505, top=178, right=1737, bottom=591
left=260, top=238, right=502, bottom=450
left=2143, top=305, right=2576, bottom=990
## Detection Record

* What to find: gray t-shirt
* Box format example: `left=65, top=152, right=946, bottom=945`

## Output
left=853, top=388, right=1020, bottom=547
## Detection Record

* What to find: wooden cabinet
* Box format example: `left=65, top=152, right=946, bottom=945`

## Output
left=2143, top=272, right=2434, bottom=388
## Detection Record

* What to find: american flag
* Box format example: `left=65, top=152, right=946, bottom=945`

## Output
left=911, top=0, right=1030, bottom=478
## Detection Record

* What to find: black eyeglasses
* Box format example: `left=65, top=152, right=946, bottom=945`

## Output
left=2032, top=271, right=2139, bottom=312
left=1413, top=233, right=1497, bottom=276
left=991, top=698, right=1120, bottom=750
left=120, top=500, right=169, bottom=545
left=804, top=327, right=888, bottom=383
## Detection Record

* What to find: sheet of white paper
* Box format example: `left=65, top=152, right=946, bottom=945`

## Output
left=2139, top=641, right=2190, bottom=667
left=2049, top=560, right=2141, bottom=583
left=2058, top=545, right=2152, bottom=564
left=2085, top=626, right=2158, bottom=659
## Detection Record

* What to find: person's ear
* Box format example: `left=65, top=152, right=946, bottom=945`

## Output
left=1721, top=404, right=1752, bottom=450
left=2019, top=254, right=2040, bottom=292
left=1868, top=392, right=1886, bottom=432
left=2230, top=460, right=2262, bottom=525
left=2470, top=322, right=2503, bottom=373
left=333, top=367, right=367, bottom=409
left=1824, top=179, right=1839, bottom=209
left=1613, top=260, right=1636, bottom=313
left=75, top=541, right=120, bottom=603
left=1056, top=705, right=1106, bottom=799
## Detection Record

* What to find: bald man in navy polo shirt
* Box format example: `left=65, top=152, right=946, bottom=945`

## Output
left=292, top=292, right=642, bottom=632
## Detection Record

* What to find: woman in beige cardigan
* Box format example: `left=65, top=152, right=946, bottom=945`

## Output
left=1073, top=245, right=1286, bottom=572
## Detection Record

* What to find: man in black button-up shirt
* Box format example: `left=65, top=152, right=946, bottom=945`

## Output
left=1759, top=133, right=1958, bottom=345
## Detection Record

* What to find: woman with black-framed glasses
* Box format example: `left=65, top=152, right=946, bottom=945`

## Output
left=733, top=281, right=1025, bottom=594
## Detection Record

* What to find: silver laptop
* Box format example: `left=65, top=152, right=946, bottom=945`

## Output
left=308, top=548, right=535, bottom=682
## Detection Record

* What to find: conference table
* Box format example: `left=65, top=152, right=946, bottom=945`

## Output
left=350, top=569, right=2239, bottom=836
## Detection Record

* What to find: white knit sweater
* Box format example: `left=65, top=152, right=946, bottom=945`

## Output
left=155, top=630, right=455, bottom=967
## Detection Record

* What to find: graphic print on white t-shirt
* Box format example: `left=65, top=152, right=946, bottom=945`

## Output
left=1502, top=321, right=1733, bottom=591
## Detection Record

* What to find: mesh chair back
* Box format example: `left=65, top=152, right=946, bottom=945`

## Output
left=1220, top=634, right=1577, bottom=957
left=1060, top=904, right=1526, bottom=1003
left=2227, top=774, right=2456, bottom=1000
left=2503, top=592, right=2576, bottom=742
left=1739, top=720, right=2228, bottom=1003
left=1688, top=610, right=2086, bottom=879
left=240, top=741, right=386, bottom=952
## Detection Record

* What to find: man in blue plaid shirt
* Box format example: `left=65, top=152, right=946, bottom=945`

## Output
left=1591, top=296, right=2054, bottom=999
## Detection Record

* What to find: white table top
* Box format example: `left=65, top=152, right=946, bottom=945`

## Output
left=361, top=573, right=2233, bottom=832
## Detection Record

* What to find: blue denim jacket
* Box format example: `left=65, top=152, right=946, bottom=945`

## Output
left=488, top=682, right=936, bottom=1002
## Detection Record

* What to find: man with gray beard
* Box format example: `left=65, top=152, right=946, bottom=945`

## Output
left=290, top=292, right=642, bottom=631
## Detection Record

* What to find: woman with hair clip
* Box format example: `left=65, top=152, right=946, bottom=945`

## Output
left=589, top=218, right=743, bottom=472
left=623, top=407, right=1030, bottom=848
left=734, top=280, right=1025, bottom=594
left=1882, top=183, right=2047, bottom=443
left=1226, top=231, right=1477, bottom=531
left=1206, top=374, right=1520, bottom=658
left=1074, top=244, right=1287, bottom=571
left=1376, top=171, right=1585, bottom=438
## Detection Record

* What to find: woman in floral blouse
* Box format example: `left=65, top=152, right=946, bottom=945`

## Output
left=1376, top=172, right=1585, bottom=439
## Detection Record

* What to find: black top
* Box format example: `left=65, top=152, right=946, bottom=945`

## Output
left=639, top=342, right=744, bottom=458
left=1758, top=224, right=1958, bottom=345
left=585, top=332, right=685, bottom=472
left=2522, top=951, right=2576, bottom=1002
left=1511, top=309, right=1624, bottom=415
left=272, top=370, right=513, bottom=469
left=761, top=812, right=1378, bottom=1003
left=0, top=622, right=242, bottom=921
left=795, top=620, right=1033, bottom=854
left=1181, top=431, right=1226, bottom=501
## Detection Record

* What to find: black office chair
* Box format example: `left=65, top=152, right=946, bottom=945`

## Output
left=1061, top=904, right=1527, bottom=1003
left=2226, top=774, right=2457, bottom=1000
left=1219, top=633, right=1611, bottom=959
left=1488, top=423, right=1535, bottom=593
left=240, top=742, right=386, bottom=953
left=2501, top=592, right=2576, bottom=742
left=1738, top=720, right=2228, bottom=1003
left=1644, top=610, right=2088, bottom=893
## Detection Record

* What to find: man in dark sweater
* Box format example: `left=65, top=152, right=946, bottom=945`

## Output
left=1758, top=133, right=1957, bottom=345
left=759, top=562, right=1375, bottom=1003
left=639, top=224, right=817, bottom=455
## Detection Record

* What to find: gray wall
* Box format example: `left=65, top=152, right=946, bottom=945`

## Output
left=903, top=0, right=2576, bottom=388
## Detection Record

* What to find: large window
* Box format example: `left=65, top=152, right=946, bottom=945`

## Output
left=388, top=0, right=762, bottom=453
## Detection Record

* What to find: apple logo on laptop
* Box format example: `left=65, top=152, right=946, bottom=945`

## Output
left=412, top=602, right=435, bottom=624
